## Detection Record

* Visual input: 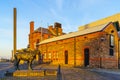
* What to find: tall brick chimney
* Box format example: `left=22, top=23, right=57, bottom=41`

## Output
left=30, top=21, right=34, bottom=34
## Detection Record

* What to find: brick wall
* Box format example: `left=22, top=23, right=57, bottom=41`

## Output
left=39, top=23, right=119, bottom=68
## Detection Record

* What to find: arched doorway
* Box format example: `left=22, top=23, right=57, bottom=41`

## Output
left=84, top=48, right=89, bottom=67
left=65, top=50, right=68, bottom=64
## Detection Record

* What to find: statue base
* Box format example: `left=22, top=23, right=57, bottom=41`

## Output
left=13, top=70, right=44, bottom=77
left=12, top=69, right=57, bottom=77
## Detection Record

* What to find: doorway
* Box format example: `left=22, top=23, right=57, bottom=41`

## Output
left=84, top=48, right=89, bottom=67
left=65, top=51, right=68, bottom=64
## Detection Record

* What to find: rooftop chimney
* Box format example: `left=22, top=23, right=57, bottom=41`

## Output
left=30, top=21, right=34, bottom=34
left=54, top=22, right=61, bottom=28
left=54, top=22, right=62, bottom=36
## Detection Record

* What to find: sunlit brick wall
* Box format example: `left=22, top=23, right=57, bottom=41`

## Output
left=39, top=23, right=119, bottom=68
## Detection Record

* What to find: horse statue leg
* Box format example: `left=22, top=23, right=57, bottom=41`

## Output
left=14, top=60, right=17, bottom=70
left=14, top=55, right=19, bottom=70
left=17, top=59, right=20, bottom=70
left=28, top=60, right=32, bottom=70
left=30, top=60, right=33, bottom=70
left=14, top=59, right=20, bottom=70
left=28, top=61, right=31, bottom=70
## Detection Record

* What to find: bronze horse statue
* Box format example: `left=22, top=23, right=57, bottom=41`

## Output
left=14, top=49, right=40, bottom=70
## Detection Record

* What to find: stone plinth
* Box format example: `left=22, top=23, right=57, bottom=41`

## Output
left=13, top=69, right=57, bottom=77
left=44, top=69, right=57, bottom=76
left=13, top=70, right=44, bottom=77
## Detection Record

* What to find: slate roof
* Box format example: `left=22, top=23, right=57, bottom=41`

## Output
left=34, top=27, right=51, bottom=34
left=39, top=22, right=111, bottom=45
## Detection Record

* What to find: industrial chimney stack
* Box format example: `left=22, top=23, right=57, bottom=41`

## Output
left=12, top=8, right=17, bottom=60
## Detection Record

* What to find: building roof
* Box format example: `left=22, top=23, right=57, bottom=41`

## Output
left=79, top=13, right=120, bottom=31
left=34, top=27, right=51, bottom=34
left=39, top=22, right=111, bottom=45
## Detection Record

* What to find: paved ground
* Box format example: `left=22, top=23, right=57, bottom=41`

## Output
left=0, top=62, right=57, bottom=80
left=62, top=67, right=120, bottom=80
left=0, top=62, right=120, bottom=80
left=0, top=62, right=14, bottom=78
left=0, top=62, right=13, bottom=70
left=89, top=68, right=120, bottom=80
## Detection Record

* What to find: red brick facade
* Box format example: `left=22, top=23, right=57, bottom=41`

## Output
left=38, top=22, right=119, bottom=68
left=29, top=22, right=119, bottom=69
left=29, top=21, right=64, bottom=50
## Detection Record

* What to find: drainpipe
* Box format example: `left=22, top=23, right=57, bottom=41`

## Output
left=74, top=37, right=76, bottom=67
left=118, top=40, right=120, bottom=68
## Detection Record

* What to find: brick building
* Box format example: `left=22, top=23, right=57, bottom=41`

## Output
left=29, top=14, right=120, bottom=68
left=38, top=22, right=119, bottom=68
left=29, top=21, right=64, bottom=50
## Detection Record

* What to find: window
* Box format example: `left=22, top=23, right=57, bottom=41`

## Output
left=34, top=42, right=36, bottom=49
left=44, top=53, right=46, bottom=59
left=37, top=39, right=39, bottom=43
left=58, top=33, right=61, bottom=35
left=110, top=35, right=114, bottom=47
left=56, top=52, right=58, bottom=59
left=48, top=35, right=50, bottom=38
left=53, top=52, right=55, bottom=59
left=109, top=48, right=114, bottom=56
left=48, top=53, right=51, bottom=59
left=40, top=54, right=43, bottom=60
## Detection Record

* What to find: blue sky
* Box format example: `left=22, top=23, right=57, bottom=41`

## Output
left=0, top=0, right=120, bottom=59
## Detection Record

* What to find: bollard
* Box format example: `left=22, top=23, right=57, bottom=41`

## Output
left=44, top=69, right=46, bottom=76
left=57, top=65, right=61, bottom=74
left=57, top=65, right=62, bottom=80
